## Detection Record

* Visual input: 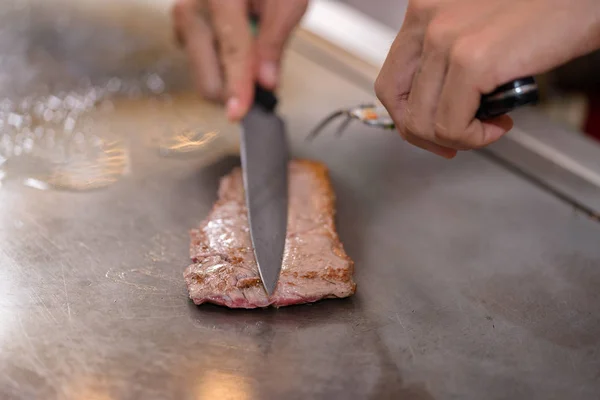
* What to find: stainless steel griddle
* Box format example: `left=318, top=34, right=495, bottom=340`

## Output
left=0, top=2, right=599, bottom=399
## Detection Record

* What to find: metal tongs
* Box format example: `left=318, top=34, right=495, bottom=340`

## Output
left=308, top=77, right=540, bottom=140
left=307, top=103, right=394, bottom=140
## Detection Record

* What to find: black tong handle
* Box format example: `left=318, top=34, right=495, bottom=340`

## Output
left=476, top=76, right=539, bottom=120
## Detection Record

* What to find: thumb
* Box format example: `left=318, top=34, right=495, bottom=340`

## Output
left=255, top=0, right=308, bottom=89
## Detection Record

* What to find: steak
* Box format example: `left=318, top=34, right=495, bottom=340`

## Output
left=184, top=160, right=356, bottom=308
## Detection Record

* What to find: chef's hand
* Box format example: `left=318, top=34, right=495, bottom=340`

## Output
left=172, top=0, right=309, bottom=121
left=375, top=0, right=600, bottom=158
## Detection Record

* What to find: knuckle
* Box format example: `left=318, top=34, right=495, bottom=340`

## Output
left=408, top=0, right=437, bottom=18
left=434, top=122, right=453, bottom=140
left=433, top=123, right=456, bottom=143
left=434, top=132, right=458, bottom=145
left=404, top=134, right=420, bottom=147
left=259, top=35, right=285, bottom=54
left=373, top=69, right=400, bottom=106
left=199, top=84, right=222, bottom=102
left=402, top=111, right=423, bottom=138
left=171, top=0, right=191, bottom=45
left=206, top=0, right=219, bottom=12
left=293, top=0, right=310, bottom=12
left=450, top=37, right=500, bottom=93
left=220, top=41, right=247, bottom=61
left=449, top=37, right=488, bottom=76
left=374, top=75, right=387, bottom=103
left=424, top=17, right=453, bottom=53
left=172, top=0, right=211, bottom=45
left=397, top=125, right=410, bottom=141
left=172, top=0, right=194, bottom=21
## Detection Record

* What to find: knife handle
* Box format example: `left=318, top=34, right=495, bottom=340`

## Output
left=476, top=76, right=539, bottom=120
left=254, top=84, right=278, bottom=113
left=248, top=16, right=279, bottom=113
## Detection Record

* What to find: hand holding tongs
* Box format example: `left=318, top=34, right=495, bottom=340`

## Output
left=308, top=76, right=539, bottom=140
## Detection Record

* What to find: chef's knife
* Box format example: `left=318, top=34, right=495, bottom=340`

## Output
left=240, top=84, right=289, bottom=296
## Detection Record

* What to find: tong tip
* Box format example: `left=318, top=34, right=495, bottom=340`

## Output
left=305, top=110, right=347, bottom=142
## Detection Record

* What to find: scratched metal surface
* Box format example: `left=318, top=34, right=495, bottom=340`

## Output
left=0, top=2, right=600, bottom=400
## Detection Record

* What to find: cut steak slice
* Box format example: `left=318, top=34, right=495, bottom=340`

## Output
left=184, top=160, right=356, bottom=308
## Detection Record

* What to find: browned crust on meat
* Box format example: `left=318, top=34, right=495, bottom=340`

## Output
left=184, top=159, right=356, bottom=308
left=296, top=160, right=336, bottom=223
left=295, top=161, right=354, bottom=272
left=236, top=277, right=262, bottom=289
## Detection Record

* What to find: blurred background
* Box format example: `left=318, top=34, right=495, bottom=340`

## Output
left=2, top=0, right=599, bottom=140
left=0, top=0, right=599, bottom=190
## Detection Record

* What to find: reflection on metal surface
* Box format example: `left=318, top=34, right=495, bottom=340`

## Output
left=0, top=87, right=131, bottom=191
left=0, top=136, right=128, bottom=192
left=0, top=267, right=17, bottom=345
left=147, top=98, right=240, bottom=166
left=61, top=377, right=113, bottom=400
left=508, top=128, right=600, bottom=188
left=159, top=129, right=220, bottom=157
left=22, top=177, right=50, bottom=191
left=105, top=268, right=166, bottom=292
left=42, top=139, right=128, bottom=191
left=0, top=3, right=181, bottom=193
left=194, top=370, right=254, bottom=400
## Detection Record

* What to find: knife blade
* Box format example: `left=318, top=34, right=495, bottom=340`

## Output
left=240, top=85, right=289, bottom=296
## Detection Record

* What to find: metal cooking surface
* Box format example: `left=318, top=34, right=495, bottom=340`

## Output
left=0, top=2, right=599, bottom=399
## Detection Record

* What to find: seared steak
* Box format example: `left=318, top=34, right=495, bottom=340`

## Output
left=184, top=160, right=356, bottom=308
